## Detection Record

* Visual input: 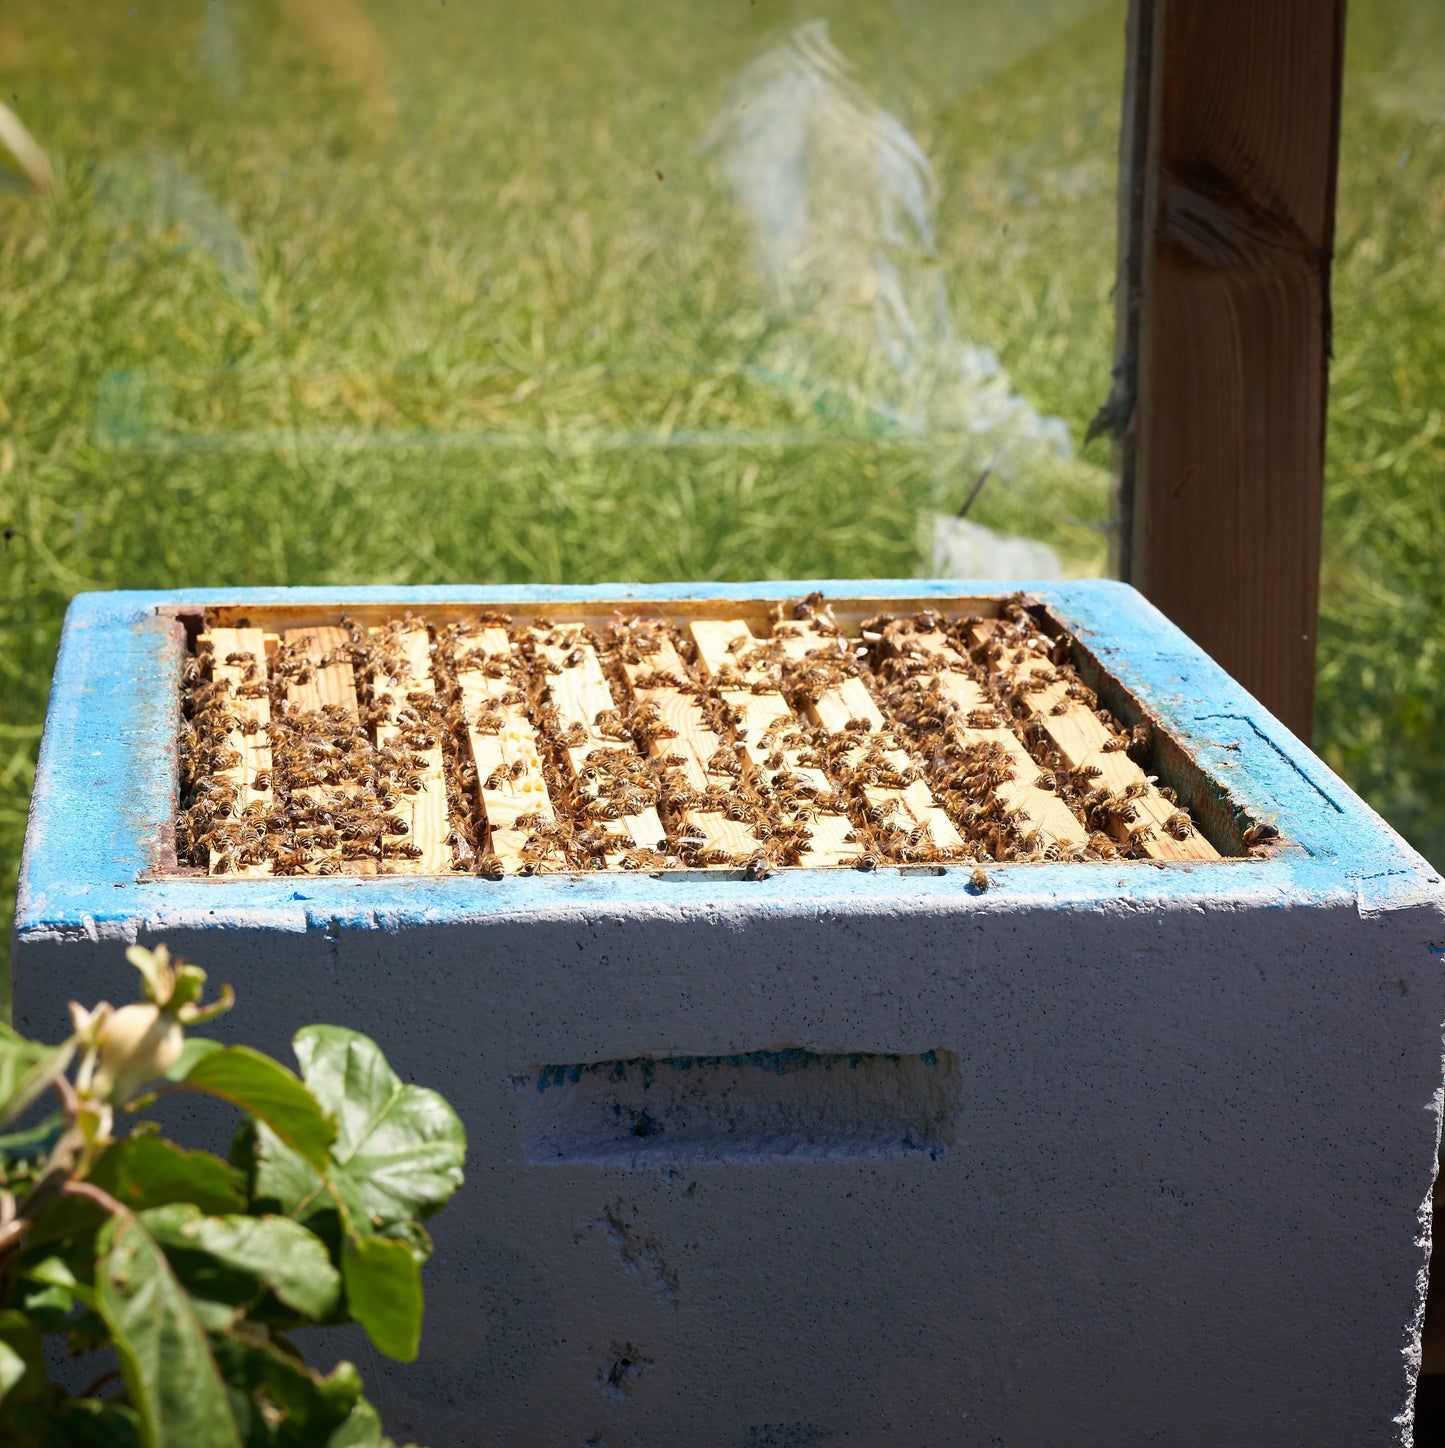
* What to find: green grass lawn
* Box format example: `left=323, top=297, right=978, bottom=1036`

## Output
left=3, top=0, right=1443, bottom=949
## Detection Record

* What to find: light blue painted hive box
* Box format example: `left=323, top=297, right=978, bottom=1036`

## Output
left=13, top=580, right=1445, bottom=1446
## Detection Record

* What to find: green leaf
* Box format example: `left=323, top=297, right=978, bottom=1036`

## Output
left=20, top=1138, right=248, bottom=1257
left=249, top=1122, right=373, bottom=1247
left=164, top=1037, right=220, bottom=1083
left=21, top=1253, right=91, bottom=1303
left=293, top=1028, right=465, bottom=1224
left=209, top=1337, right=365, bottom=1446
left=0, top=1310, right=48, bottom=1448
left=247, top=1120, right=325, bottom=1219
left=326, top=1394, right=413, bottom=1448
left=94, top=1207, right=243, bottom=1448
left=91, top=1137, right=246, bottom=1215
left=16, top=1279, right=76, bottom=1332
left=141, top=1203, right=341, bottom=1321
left=0, top=1114, right=66, bottom=1202
left=0, top=1112, right=65, bottom=1171
left=376, top=1217, right=434, bottom=1266
left=341, top=1232, right=422, bottom=1363
left=173, top=1045, right=335, bottom=1170
left=0, top=1021, right=75, bottom=1130
left=0, top=1341, right=25, bottom=1400
left=42, top=1397, right=143, bottom=1447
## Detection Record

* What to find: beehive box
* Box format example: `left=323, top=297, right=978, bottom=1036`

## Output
left=13, top=580, right=1445, bottom=1446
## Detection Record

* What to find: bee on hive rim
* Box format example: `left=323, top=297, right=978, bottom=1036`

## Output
left=970, top=866, right=991, bottom=892
left=742, top=853, right=773, bottom=880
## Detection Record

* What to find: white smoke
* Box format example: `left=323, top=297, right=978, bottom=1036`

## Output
left=704, top=19, right=1076, bottom=467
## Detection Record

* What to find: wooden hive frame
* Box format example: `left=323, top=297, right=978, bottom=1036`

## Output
left=173, top=593, right=1235, bottom=877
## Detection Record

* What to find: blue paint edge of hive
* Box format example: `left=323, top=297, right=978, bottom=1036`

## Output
left=14, top=578, right=1444, bottom=943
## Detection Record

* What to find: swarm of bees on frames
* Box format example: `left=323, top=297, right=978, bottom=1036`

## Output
left=175, top=593, right=1235, bottom=878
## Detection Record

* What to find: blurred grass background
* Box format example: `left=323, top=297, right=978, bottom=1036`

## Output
left=2, top=0, right=1441, bottom=946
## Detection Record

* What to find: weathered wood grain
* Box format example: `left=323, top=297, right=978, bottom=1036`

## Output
left=1122, top=0, right=1344, bottom=739
left=886, top=621, right=1088, bottom=852
left=530, top=624, right=666, bottom=863
left=367, top=623, right=450, bottom=874
left=616, top=625, right=763, bottom=864
left=455, top=626, right=561, bottom=873
left=690, top=618, right=855, bottom=867
left=972, top=619, right=1217, bottom=861
left=770, top=617, right=965, bottom=857
left=201, top=626, right=273, bottom=876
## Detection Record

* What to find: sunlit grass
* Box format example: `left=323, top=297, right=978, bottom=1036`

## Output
left=1313, top=0, right=1445, bottom=866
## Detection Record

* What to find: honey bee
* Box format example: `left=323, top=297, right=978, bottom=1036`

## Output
left=970, top=867, right=991, bottom=892
left=1242, top=822, right=1280, bottom=848
left=618, top=847, right=667, bottom=871
left=270, top=850, right=310, bottom=876
left=477, top=853, right=505, bottom=880
left=1163, top=810, right=1193, bottom=841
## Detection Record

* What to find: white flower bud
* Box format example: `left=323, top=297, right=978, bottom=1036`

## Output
left=93, top=1003, right=183, bottom=1103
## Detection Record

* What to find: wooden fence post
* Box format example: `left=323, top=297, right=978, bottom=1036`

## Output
left=1114, top=0, right=1346, bottom=741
